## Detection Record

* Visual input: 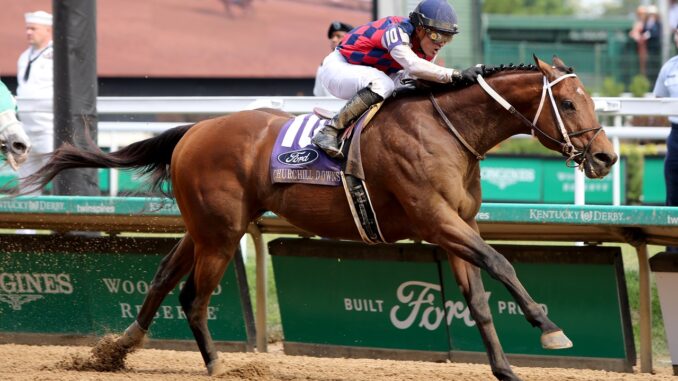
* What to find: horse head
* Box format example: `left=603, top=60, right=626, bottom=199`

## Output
left=531, top=55, right=617, bottom=178
left=0, top=84, right=30, bottom=170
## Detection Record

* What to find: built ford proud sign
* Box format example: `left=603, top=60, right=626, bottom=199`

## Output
left=269, top=239, right=635, bottom=372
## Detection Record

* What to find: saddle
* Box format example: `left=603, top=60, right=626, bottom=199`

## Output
left=319, top=104, right=386, bottom=244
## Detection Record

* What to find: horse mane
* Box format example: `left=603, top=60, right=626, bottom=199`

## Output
left=394, top=62, right=575, bottom=98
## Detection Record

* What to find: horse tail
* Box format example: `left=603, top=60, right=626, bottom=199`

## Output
left=21, top=124, right=193, bottom=197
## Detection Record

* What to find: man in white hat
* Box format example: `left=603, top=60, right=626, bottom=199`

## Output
left=16, top=10, right=54, bottom=195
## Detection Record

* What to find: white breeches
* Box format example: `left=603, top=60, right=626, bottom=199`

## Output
left=319, top=51, right=395, bottom=100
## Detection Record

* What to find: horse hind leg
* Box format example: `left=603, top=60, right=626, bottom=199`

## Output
left=179, top=238, right=240, bottom=376
left=449, top=255, right=521, bottom=381
left=116, top=235, right=195, bottom=350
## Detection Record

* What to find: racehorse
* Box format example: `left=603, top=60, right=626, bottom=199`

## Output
left=23, top=56, right=617, bottom=381
left=0, top=80, right=31, bottom=170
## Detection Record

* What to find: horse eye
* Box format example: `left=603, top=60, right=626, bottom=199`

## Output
left=561, top=100, right=575, bottom=111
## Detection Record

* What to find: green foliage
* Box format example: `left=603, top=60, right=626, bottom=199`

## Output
left=483, top=0, right=573, bottom=15
left=492, top=138, right=559, bottom=155
left=600, top=77, right=625, bottom=97
left=620, top=144, right=644, bottom=204
left=629, top=75, right=651, bottom=98
left=603, top=0, right=643, bottom=16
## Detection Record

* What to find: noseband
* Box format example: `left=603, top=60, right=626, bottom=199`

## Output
left=0, top=110, right=21, bottom=135
left=476, top=73, right=603, bottom=169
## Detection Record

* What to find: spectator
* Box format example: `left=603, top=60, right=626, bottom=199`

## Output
left=314, top=21, right=354, bottom=97
left=644, top=5, right=663, bottom=82
left=653, top=25, right=678, bottom=252
left=629, top=5, right=648, bottom=75
left=16, top=10, right=53, bottom=195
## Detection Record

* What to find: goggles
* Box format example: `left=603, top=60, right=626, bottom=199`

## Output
left=425, top=28, right=453, bottom=45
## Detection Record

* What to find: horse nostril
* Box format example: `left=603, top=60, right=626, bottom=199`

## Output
left=593, top=152, right=618, bottom=167
left=12, top=142, right=28, bottom=154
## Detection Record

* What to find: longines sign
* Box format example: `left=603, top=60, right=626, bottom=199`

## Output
left=0, top=237, right=249, bottom=343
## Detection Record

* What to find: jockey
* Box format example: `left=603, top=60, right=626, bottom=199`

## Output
left=312, top=0, right=484, bottom=158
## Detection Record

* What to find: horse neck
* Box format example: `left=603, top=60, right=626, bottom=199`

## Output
left=437, top=71, right=545, bottom=156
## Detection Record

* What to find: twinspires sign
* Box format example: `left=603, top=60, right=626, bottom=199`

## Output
left=270, top=239, right=634, bottom=371
left=0, top=235, right=252, bottom=348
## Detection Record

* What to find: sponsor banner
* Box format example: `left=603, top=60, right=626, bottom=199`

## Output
left=476, top=204, right=678, bottom=226
left=481, top=157, right=541, bottom=202
left=441, top=261, right=627, bottom=358
left=270, top=240, right=632, bottom=362
left=479, top=156, right=627, bottom=204
left=542, top=159, right=626, bottom=204
left=642, top=156, right=666, bottom=205
left=0, top=237, right=248, bottom=342
left=0, top=196, right=180, bottom=216
left=273, top=256, right=449, bottom=352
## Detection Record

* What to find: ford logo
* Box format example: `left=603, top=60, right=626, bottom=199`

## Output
left=277, top=149, right=319, bottom=166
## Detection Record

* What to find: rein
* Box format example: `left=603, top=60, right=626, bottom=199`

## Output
left=476, top=73, right=603, bottom=169
left=429, top=93, right=485, bottom=160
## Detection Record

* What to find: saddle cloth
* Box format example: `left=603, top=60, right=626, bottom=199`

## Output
left=270, top=114, right=342, bottom=186
left=269, top=107, right=387, bottom=244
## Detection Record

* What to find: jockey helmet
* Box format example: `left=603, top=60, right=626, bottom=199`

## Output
left=327, top=21, right=353, bottom=39
left=409, top=0, right=459, bottom=35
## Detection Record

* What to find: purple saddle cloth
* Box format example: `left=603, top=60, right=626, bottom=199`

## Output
left=270, top=114, right=341, bottom=186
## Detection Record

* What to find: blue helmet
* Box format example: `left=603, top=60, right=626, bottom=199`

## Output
left=409, top=0, right=459, bottom=35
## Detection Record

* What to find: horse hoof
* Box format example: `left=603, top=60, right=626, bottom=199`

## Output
left=541, top=330, right=573, bottom=349
left=118, top=321, right=147, bottom=348
left=207, top=359, right=226, bottom=376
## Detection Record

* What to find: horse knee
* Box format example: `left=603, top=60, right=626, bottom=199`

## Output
left=483, top=254, right=516, bottom=282
left=466, top=291, right=493, bottom=326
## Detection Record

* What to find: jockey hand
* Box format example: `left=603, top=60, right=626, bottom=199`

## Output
left=453, top=65, right=486, bottom=84
left=392, top=73, right=419, bottom=97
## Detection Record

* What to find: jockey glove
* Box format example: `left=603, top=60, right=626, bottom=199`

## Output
left=457, top=65, right=486, bottom=84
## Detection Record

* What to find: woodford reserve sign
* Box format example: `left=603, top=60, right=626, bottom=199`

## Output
left=0, top=235, right=253, bottom=349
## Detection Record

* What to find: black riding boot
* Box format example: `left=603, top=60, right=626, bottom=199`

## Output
left=312, top=87, right=383, bottom=159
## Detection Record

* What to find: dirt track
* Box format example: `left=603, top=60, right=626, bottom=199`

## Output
left=0, top=343, right=674, bottom=381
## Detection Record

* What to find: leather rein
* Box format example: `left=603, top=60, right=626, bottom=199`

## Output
left=429, top=72, right=603, bottom=169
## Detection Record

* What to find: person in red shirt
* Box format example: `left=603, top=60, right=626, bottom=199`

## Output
left=312, top=0, right=484, bottom=158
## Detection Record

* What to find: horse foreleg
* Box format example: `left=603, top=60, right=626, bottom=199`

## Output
left=179, top=240, right=237, bottom=376
left=448, top=254, right=521, bottom=381
left=427, top=214, right=571, bottom=350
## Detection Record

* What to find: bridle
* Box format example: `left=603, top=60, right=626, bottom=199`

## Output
left=0, top=110, right=21, bottom=135
left=429, top=71, right=603, bottom=169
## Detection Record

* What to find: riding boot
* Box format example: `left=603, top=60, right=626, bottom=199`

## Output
left=312, top=87, right=383, bottom=159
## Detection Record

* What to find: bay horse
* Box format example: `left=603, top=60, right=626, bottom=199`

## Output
left=24, top=56, right=617, bottom=381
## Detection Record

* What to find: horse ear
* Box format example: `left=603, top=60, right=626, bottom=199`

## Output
left=552, top=55, right=567, bottom=70
left=534, top=54, right=557, bottom=80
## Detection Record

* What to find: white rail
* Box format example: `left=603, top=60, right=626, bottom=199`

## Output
left=17, top=96, right=678, bottom=205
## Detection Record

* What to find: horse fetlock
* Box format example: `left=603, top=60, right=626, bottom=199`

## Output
left=207, top=359, right=227, bottom=376
left=118, top=321, right=147, bottom=348
left=541, top=330, right=573, bottom=350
